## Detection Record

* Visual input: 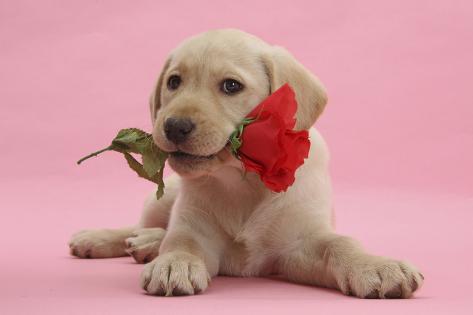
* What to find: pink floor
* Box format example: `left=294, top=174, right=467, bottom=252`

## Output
left=1, top=1, right=472, bottom=314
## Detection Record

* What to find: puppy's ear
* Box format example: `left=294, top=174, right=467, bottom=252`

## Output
left=261, top=47, right=327, bottom=130
left=149, top=58, right=171, bottom=126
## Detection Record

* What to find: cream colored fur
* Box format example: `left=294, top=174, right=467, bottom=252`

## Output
left=69, top=29, right=423, bottom=298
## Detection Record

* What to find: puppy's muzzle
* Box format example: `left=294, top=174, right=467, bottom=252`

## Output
left=164, top=117, right=195, bottom=144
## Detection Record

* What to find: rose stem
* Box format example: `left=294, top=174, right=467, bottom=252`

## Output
left=76, top=146, right=112, bottom=165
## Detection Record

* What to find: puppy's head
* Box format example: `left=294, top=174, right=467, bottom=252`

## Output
left=150, top=29, right=327, bottom=178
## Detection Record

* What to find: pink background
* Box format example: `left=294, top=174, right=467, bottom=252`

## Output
left=1, top=0, right=472, bottom=314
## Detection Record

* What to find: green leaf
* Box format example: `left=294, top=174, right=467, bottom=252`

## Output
left=77, top=128, right=168, bottom=200
left=228, top=117, right=255, bottom=157
left=123, top=152, right=155, bottom=182
left=111, top=128, right=153, bottom=154
left=142, top=149, right=160, bottom=177
left=155, top=166, right=165, bottom=200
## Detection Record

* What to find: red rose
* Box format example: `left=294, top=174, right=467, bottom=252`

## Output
left=233, top=84, right=310, bottom=192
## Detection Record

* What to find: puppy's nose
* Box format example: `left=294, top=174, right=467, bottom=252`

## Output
left=164, top=117, right=195, bottom=144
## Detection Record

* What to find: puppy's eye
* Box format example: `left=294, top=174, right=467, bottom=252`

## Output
left=221, top=79, right=243, bottom=95
left=167, top=75, right=181, bottom=90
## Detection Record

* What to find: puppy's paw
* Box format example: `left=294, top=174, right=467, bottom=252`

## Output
left=140, top=251, right=210, bottom=296
left=125, top=228, right=166, bottom=264
left=336, top=255, right=423, bottom=299
left=69, top=229, right=128, bottom=258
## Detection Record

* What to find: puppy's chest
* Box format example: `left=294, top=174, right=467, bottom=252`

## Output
left=216, top=209, right=276, bottom=277
left=212, top=199, right=253, bottom=239
left=206, top=169, right=265, bottom=238
left=210, top=195, right=276, bottom=276
left=201, top=170, right=275, bottom=275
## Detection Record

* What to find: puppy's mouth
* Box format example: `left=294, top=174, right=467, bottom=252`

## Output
left=169, top=150, right=217, bottom=162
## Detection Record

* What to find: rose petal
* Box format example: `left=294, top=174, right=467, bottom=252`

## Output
left=246, top=84, right=297, bottom=129
left=261, top=167, right=295, bottom=192
left=238, top=84, right=311, bottom=193
left=280, top=130, right=310, bottom=169
left=239, top=113, right=287, bottom=172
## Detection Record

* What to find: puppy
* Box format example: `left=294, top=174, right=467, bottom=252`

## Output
left=70, top=29, right=423, bottom=298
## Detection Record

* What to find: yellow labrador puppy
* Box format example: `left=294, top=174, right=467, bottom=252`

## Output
left=70, top=29, right=423, bottom=298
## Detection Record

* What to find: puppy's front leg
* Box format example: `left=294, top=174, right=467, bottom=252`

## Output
left=140, top=207, right=222, bottom=296
left=278, top=233, right=423, bottom=298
